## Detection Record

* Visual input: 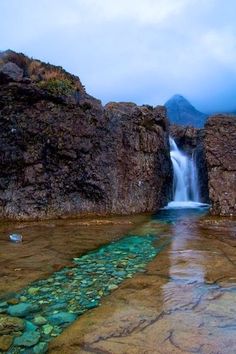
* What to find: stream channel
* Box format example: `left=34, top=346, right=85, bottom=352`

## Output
left=0, top=206, right=236, bottom=353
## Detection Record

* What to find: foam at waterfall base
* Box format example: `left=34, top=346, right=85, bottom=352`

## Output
left=165, top=201, right=209, bottom=209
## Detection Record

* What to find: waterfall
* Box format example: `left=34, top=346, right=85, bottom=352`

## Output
left=168, top=137, right=201, bottom=207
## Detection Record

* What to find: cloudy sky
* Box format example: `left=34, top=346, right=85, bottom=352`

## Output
left=1, top=0, right=236, bottom=112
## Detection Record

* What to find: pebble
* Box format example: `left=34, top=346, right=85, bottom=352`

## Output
left=108, top=284, right=119, bottom=291
left=7, top=298, right=20, bottom=305
left=33, top=315, right=47, bottom=326
left=33, top=341, right=48, bottom=354
left=42, top=324, right=53, bottom=335
left=0, top=335, right=13, bottom=351
left=28, top=287, right=40, bottom=295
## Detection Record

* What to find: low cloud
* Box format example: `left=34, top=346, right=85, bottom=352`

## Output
left=0, top=0, right=236, bottom=112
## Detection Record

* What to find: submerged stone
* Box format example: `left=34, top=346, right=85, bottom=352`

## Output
left=28, top=287, right=40, bottom=295
left=42, top=324, right=53, bottom=335
left=48, top=312, right=76, bottom=325
left=14, top=330, right=41, bottom=347
left=0, top=315, right=25, bottom=334
left=33, top=315, right=47, bottom=326
left=7, top=298, right=20, bottom=305
left=0, top=334, right=13, bottom=351
left=7, top=302, right=39, bottom=317
left=25, top=320, right=38, bottom=331
left=33, top=341, right=48, bottom=354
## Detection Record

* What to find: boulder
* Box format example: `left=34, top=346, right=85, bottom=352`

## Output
left=204, top=115, right=236, bottom=216
left=0, top=62, right=23, bottom=82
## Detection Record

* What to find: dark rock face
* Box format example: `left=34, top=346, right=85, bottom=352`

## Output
left=105, top=103, right=172, bottom=214
left=170, top=125, right=209, bottom=203
left=204, top=115, right=236, bottom=216
left=165, top=94, right=207, bottom=128
left=0, top=52, right=172, bottom=220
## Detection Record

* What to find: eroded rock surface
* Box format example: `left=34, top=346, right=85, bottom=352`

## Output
left=204, top=115, right=236, bottom=216
left=0, top=51, right=172, bottom=220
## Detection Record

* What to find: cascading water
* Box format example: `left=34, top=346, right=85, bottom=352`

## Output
left=168, top=137, right=202, bottom=208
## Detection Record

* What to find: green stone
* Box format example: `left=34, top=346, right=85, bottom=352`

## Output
left=33, top=341, right=48, bottom=354
left=48, top=312, right=76, bottom=325
left=28, top=287, right=40, bottom=295
left=7, top=303, right=39, bottom=317
left=42, top=324, right=53, bottom=335
left=14, top=330, right=40, bottom=347
left=33, top=315, right=47, bottom=326
left=108, top=284, right=119, bottom=291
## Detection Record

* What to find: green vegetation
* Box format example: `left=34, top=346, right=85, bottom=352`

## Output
left=37, top=78, right=75, bottom=96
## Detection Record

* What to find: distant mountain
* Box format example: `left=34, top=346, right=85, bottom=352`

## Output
left=165, top=94, right=208, bottom=128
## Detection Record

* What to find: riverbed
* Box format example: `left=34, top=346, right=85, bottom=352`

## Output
left=0, top=207, right=236, bottom=353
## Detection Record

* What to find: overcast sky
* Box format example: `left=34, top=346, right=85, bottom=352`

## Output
left=1, top=0, right=236, bottom=112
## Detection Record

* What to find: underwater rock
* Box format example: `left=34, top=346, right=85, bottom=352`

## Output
left=25, top=320, right=38, bottom=332
left=0, top=315, right=25, bottom=334
left=42, top=324, right=53, bottom=335
left=7, top=302, right=39, bottom=317
left=33, top=315, right=47, bottom=326
left=0, top=334, right=13, bottom=351
left=33, top=341, right=48, bottom=354
left=28, top=287, right=40, bottom=295
left=48, top=312, right=77, bottom=325
left=14, top=330, right=41, bottom=347
left=7, top=298, right=20, bottom=305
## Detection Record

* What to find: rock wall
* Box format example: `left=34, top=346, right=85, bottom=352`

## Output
left=204, top=115, right=236, bottom=216
left=0, top=52, right=172, bottom=220
left=170, top=125, right=209, bottom=203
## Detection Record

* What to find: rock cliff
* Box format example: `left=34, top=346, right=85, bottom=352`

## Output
left=0, top=51, right=172, bottom=220
left=204, top=115, right=236, bottom=216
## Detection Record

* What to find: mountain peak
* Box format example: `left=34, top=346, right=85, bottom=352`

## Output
left=164, top=94, right=207, bottom=128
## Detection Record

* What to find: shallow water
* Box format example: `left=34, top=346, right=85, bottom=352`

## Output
left=0, top=209, right=236, bottom=353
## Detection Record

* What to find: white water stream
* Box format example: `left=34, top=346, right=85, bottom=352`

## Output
left=168, top=137, right=204, bottom=209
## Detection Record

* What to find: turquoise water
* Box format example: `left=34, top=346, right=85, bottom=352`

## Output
left=0, top=206, right=209, bottom=353
left=1, top=233, right=168, bottom=353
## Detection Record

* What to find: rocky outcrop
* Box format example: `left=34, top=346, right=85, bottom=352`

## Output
left=105, top=103, right=172, bottom=214
left=0, top=51, right=172, bottom=220
left=204, top=115, right=236, bottom=216
left=170, top=125, right=209, bottom=203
